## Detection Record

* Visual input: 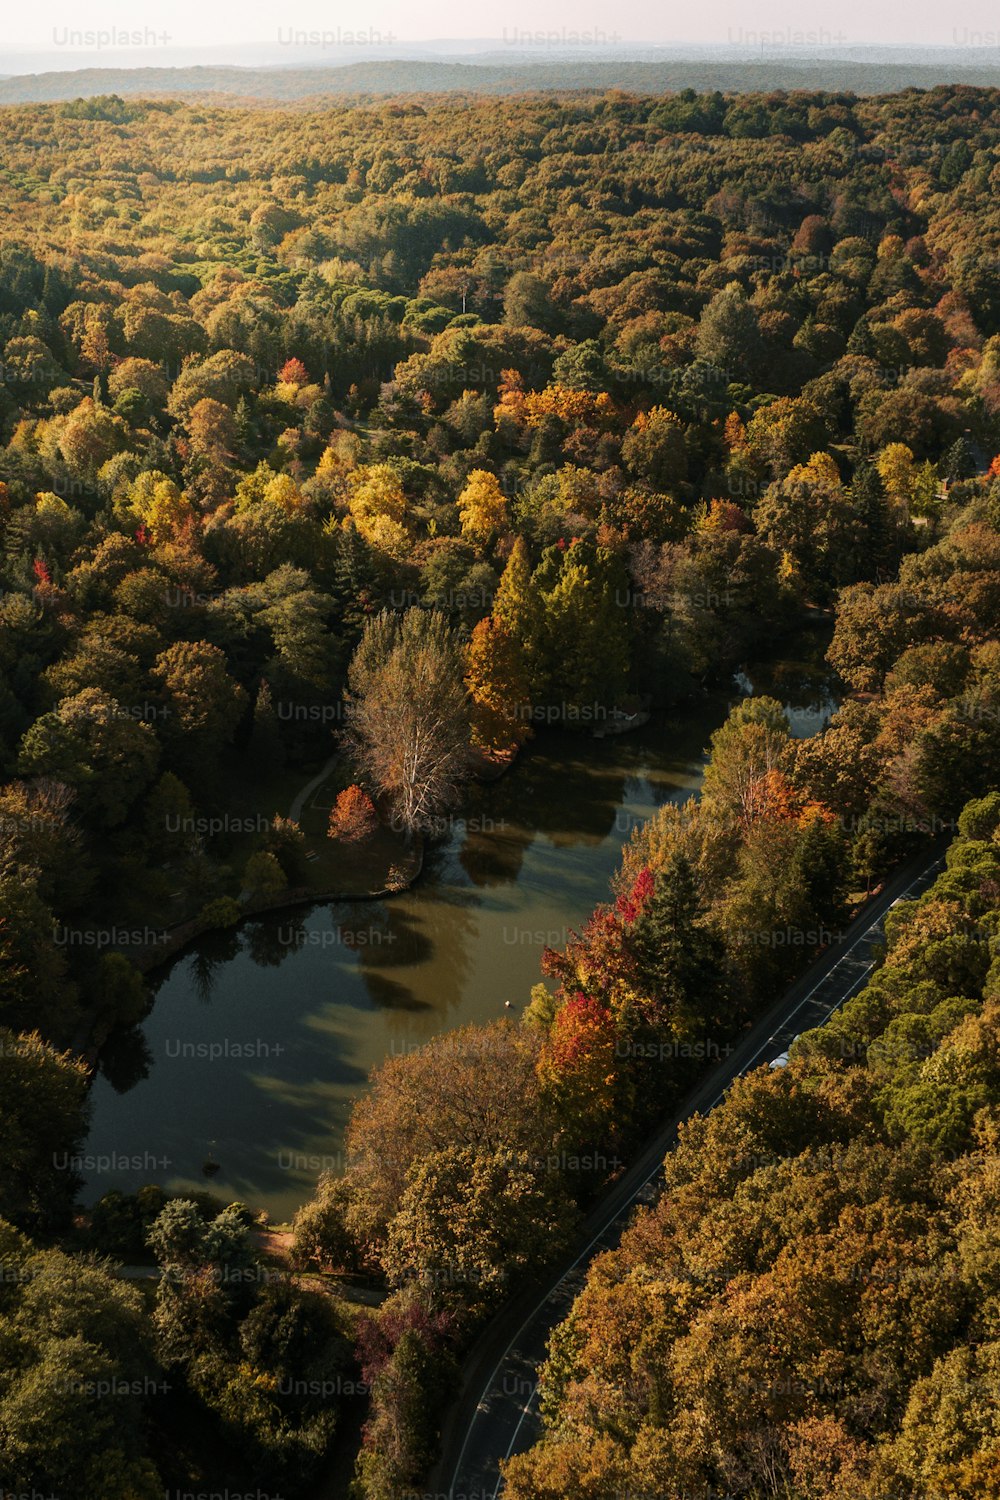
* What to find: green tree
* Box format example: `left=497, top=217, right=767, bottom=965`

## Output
left=695, top=282, right=763, bottom=376
left=0, top=878, right=77, bottom=1038
left=701, top=695, right=792, bottom=829
left=18, top=688, right=160, bottom=828
left=153, top=640, right=248, bottom=773
left=534, top=542, right=631, bottom=720
left=628, top=853, right=730, bottom=1033
left=383, top=1146, right=577, bottom=1306
left=242, top=849, right=288, bottom=900
left=147, top=1199, right=259, bottom=1364
left=621, top=406, right=689, bottom=488
left=503, top=272, right=551, bottom=329
left=0, top=1030, right=89, bottom=1228
left=249, top=679, right=284, bottom=770
left=0, top=1251, right=161, bottom=1496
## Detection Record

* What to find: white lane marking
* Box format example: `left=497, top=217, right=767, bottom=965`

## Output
left=494, top=1385, right=541, bottom=1496
left=490, top=950, right=882, bottom=1496
left=452, top=855, right=942, bottom=1499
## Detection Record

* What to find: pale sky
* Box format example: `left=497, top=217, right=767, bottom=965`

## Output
left=3, top=0, right=1000, bottom=66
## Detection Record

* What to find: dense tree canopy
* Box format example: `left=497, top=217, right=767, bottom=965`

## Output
left=4, top=79, right=1000, bottom=1500
left=505, top=801, right=1000, bottom=1500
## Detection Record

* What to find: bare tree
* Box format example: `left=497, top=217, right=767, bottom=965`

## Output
left=343, top=608, right=470, bottom=837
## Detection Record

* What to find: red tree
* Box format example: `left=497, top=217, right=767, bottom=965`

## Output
left=279, top=357, right=309, bottom=387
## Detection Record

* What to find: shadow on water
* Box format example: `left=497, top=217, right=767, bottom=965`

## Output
left=187, top=932, right=242, bottom=1004
left=456, top=816, right=534, bottom=888
left=97, top=1026, right=154, bottom=1095
left=82, top=641, right=843, bottom=1219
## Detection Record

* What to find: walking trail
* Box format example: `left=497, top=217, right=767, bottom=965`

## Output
left=287, top=753, right=338, bottom=823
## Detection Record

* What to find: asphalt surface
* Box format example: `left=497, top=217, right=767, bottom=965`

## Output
left=436, top=843, right=947, bottom=1500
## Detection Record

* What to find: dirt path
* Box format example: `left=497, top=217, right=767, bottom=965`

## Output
left=288, top=753, right=338, bottom=823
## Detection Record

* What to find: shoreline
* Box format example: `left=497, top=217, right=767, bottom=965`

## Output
left=74, top=838, right=426, bottom=1064
left=75, top=732, right=526, bottom=1062
left=74, top=624, right=833, bottom=1073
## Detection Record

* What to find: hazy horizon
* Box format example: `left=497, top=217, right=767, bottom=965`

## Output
left=4, top=1, right=1000, bottom=77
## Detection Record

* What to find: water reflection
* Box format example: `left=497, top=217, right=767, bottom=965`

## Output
left=98, top=1026, right=152, bottom=1095
left=457, top=815, right=532, bottom=888
left=735, top=636, right=840, bottom=738
left=84, top=639, right=842, bottom=1219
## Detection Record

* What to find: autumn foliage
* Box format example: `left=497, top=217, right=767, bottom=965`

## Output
left=536, top=992, right=621, bottom=1143
left=328, top=784, right=378, bottom=842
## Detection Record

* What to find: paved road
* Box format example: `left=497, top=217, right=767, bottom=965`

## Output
left=288, top=752, right=338, bottom=823
left=436, top=845, right=946, bottom=1500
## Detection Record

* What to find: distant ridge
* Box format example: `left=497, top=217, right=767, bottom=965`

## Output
left=1, top=55, right=1000, bottom=103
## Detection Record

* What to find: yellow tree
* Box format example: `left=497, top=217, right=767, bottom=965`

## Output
left=913, top=459, right=942, bottom=516
left=80, top=308, right=112, bottom=373
left=58, top=398, right=125, bottom=481
left=187, top=397, right=236, bottom=465
left=128, top=473, right=196, bottom=544
left=493, top=537, right=537, bottom=634
left=492, top=536, right=544, bottom=693
left=458, top=469, right=508, bottom=549
left=262, top=472, right=305, bottom=513
left=876, top=442, right=918, bottom=509
left=790, top=450, right=842, bottom=488
left=465, top=618, right=531, bottom=754
left=347, top=464, right=410, bottom=557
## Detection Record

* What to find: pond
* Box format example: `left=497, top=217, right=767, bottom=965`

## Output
left=84, top=637, right=841, bottom=1222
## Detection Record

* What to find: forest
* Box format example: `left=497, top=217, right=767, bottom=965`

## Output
left=504, top=794, right=1000, bottom=1499
left=1, top=81, right=1000, bottom=1497
left=10, top=55, right=1000, bottom=104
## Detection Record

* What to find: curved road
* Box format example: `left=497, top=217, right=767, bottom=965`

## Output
left=436, top=843, right=947, bottom=1500
left=288, top=752, right=338, bottom=823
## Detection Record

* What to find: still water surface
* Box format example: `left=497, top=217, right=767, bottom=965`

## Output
left=85, top=645, right=839, bottom=1220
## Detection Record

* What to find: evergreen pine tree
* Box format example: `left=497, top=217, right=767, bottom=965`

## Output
left=249, top=679, right=284, bottom=771
left=629, top=853, right=729, bottom=1033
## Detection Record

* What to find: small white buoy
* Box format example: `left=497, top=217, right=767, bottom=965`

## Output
left=504, top=1000, right=512, bottom=1008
